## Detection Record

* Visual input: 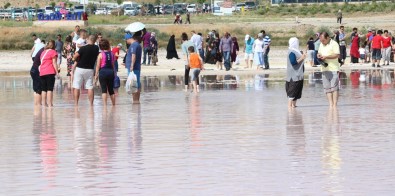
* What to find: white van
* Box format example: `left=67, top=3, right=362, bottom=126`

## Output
left=45, top=6, right=53, bottom=15
left=122, top=1, right=139, bottom=9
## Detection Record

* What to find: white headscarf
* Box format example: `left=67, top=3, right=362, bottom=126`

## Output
left=288, top=37, right=301, bottom=57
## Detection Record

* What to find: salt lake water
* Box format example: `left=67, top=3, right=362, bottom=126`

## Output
left=1, top=70, right=395, bottom=195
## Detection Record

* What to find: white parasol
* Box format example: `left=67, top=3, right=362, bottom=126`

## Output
left=125, top=22, right=145, bottom=33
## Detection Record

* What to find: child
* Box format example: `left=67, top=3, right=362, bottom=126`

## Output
left=188, top=46, right=204, bottom=93
left=365, top=44, right=371, bottom=64
left=359, top=45, right=366, bottom=63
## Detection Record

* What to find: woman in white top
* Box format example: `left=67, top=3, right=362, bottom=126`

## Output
left=253, top=33, right=265, bottom=69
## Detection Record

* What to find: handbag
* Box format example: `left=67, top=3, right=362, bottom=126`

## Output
left=114, top=75, right=120, bottom=89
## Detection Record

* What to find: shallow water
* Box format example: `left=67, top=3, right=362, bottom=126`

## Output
left=1, top=70, right=395, bottom=195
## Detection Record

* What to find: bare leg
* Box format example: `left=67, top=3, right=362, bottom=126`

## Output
left=42, top=91, right=47, bottom=107
left=288, top=99, right=293, bottom=108
left=249, top=60, right=253, bottom=68
left=34, top=93, right=42, bottom=106
left=326, top=92, right=334, bottom=107
left=192, top=81, right=197, bottom=93
left=292, top=100, right=297, bottom=107
left=110, top=94, right=115, bottom=106
left=102, top=93, right=107, bottom=106
left=132, top=91, right=140, bottom=104
left=47, top=91, right=53, bottom=107
left=245, top=60, right=248, bottom=68
left=74, top=89, right=80, bottom=106
left=196, top=84, right=200, bottom=93
left=333, top=90, right=339, bottom=107
left=88, top=89, right=94, bottom=106
left=184, top=85, right=188, bottom=92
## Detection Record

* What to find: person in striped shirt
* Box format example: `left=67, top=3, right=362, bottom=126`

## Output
left=261, top=30, right=271, bottom=69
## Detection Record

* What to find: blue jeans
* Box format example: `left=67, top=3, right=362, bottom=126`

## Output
left=223, top=51, right=231, bottom=70
left=199, top=49, right=204, bottom=61
left=143, top=47, right=150, bottom=65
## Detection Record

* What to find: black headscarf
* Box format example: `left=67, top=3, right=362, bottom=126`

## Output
left=166, top=35, right=179, bottom=59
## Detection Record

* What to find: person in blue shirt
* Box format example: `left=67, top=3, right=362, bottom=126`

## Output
left=244, top=34, right=254, bottom=69
left=125, top=31, right=143, bottom=104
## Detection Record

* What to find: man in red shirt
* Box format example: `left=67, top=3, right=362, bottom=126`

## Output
left=112, top=43, right=122, bottom=72
left=371, top=30, right=383, bottom=68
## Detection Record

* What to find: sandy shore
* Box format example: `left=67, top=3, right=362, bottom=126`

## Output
left=0, top=47, right=393, bottom=77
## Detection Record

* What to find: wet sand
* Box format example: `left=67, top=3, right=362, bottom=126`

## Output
left=0, top=47, right=393, bottom=77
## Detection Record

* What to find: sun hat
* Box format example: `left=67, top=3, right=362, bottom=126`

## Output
left=117, top=43, right=123, bottom=47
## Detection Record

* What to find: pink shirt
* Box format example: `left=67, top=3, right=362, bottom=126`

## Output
left=39, top=49, right=57, bottom=76
left=100, top=51, right=115, bottom=68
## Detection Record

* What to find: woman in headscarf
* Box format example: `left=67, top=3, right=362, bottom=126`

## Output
left=150, top=32, right=158, bottom=65
left=350, top=33, right=360, bottom=64
left=286, top=37, right=306, bottom=108
left=166, top=35, right=179, bottom=59
left=214, top=32, right=223, bottom=70
left=205, top=32, right=217, bottom=64
left=231, top=36, right=239, bottom=67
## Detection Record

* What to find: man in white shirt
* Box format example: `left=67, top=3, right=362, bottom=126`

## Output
left=30, top=34, right=42, bottom=61
left=76, top=29, right=88, bottom=52
left=190, top=31, right=204, bottom=61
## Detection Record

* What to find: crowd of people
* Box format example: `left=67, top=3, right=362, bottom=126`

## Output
left=29, top=24, right=394, bottom=109
left=29, top=25, right=161, bottom=107
left=166, top=29, right=272, bottom=71
left=307, top=25, right=395, bottom=69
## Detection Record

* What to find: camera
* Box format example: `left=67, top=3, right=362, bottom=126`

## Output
left=317, top=58, right=328, bottom=67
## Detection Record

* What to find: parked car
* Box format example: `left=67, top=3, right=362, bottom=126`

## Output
left=0, top=9, right=10, bottom=18
left=124, top=7, right=138, bottom=16
left=163, top=5, right=174, bottom=14
left=186, top=4, right=196, bottom=13
left=45, top=6, right=53, bottom=15
left=28, top=8, right=36, bottom=17
left=244, top=1, right=256, bottom=10
left=174, top=3, right=187, bottom=12
left=13, top=9, right=24, bottom=19
left=74, top=5, right=85, bottom=13
left=95, top=8, right=107, bottom=15
left=233, top=3, right=245, bottom=12
left=37, top=8, right=45, bottom=15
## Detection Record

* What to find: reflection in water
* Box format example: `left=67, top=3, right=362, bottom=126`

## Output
left=322, top=108, right=342, bottom=193
left=128, top=104, right=142, bottom=157
left=74, top=108, right=100, bottom=176
left=33, top=108, right=58, bottom=186
left=2, top=72, right=395, bottom=194
left=286, top=109, right=306, bottom=157
left=189, top=95, right=202, bottom=148
left=254, top=74, right=269, bottom=91
left=98, top=107, right=119, bottom=166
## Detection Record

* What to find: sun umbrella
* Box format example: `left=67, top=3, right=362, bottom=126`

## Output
left=125, top=22, right=145, bottom=33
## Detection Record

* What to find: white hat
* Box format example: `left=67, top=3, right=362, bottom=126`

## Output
left=258, top=33, right=263, bottom=38
left=117, top=43, right=122, bottom=47
left=245, top=34, right=250, bottom=41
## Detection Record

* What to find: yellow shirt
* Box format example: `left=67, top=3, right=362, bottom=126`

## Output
left=318, top=39, right=340, bottom=72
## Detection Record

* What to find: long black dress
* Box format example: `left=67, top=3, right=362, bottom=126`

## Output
left=166, top=35, right=179, bottom=59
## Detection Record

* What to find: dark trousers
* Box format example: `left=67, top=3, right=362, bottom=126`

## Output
left=143, top=47, right=150, bottom=64
left=264, top=47, right=270, bottom=68
left=339, top=45, right=347, bottom=64
left=185, top=67, right=199, bottom=86
left=337, top=17, right=342, bottom=24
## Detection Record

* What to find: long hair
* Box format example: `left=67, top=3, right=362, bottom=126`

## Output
left=45, top=40, right=55, bottom=50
